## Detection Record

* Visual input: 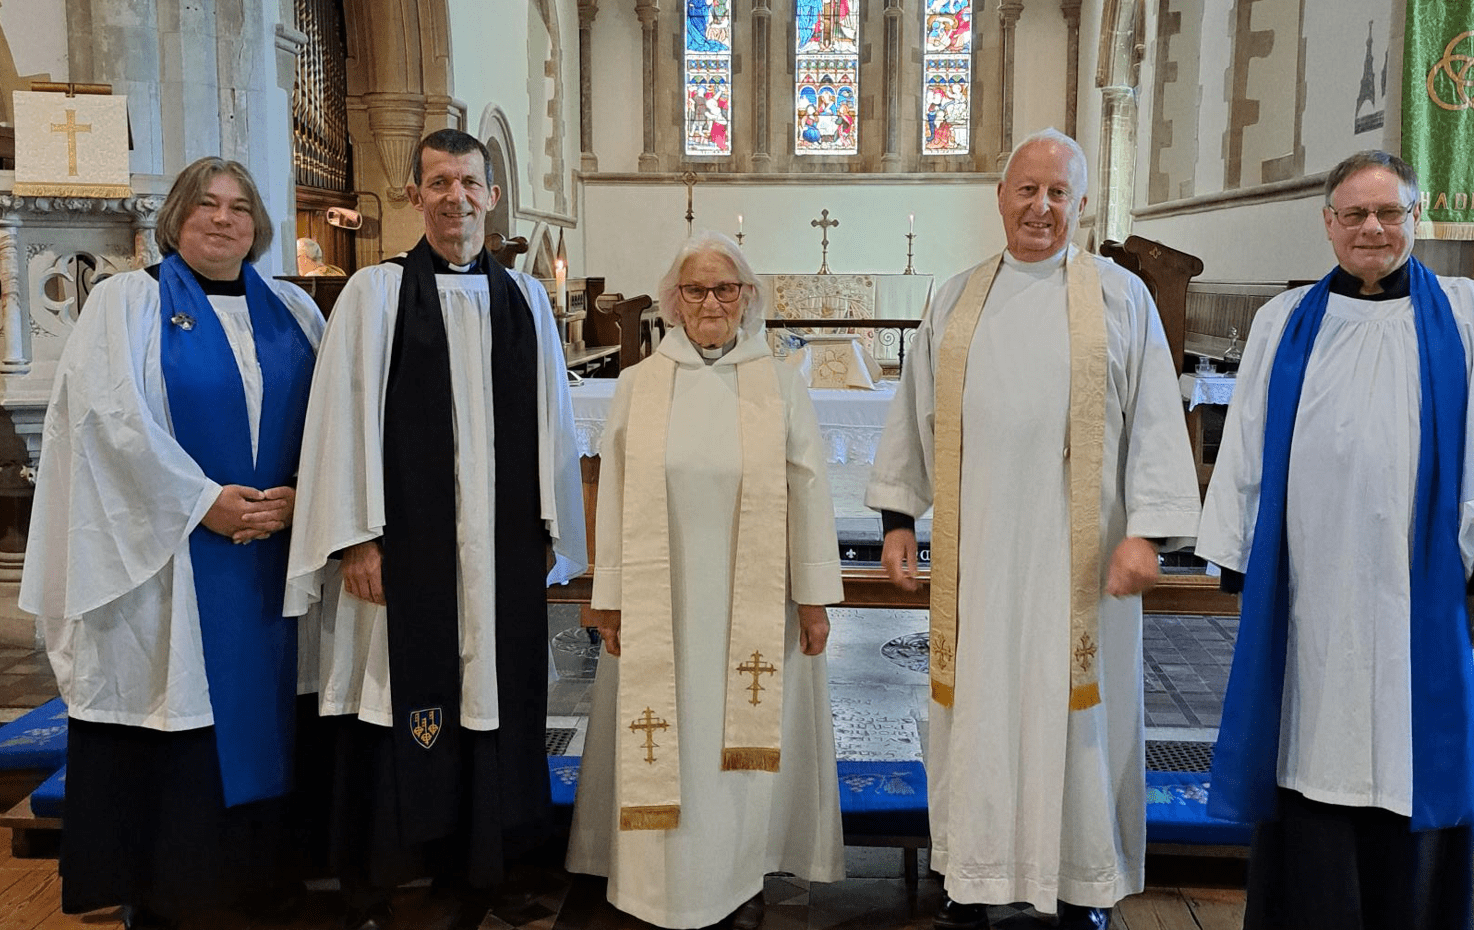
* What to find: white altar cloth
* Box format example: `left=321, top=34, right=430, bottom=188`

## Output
left=569, top=376, right=898, bottom=465
left=1178, top=372, right=1236, bottom=410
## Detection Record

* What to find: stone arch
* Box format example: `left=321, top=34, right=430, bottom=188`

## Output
left=478, top=105, right=520, bottom=243
left=530, top=225, right=556, bottom=280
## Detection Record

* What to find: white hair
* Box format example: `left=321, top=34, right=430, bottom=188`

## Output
left=296, top=237, right=324, bottom=262
left=1002, top=128, right=1088, bottom=199
left=656, top=230, right=769, bottom=339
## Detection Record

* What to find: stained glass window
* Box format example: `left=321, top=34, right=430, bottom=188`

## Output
left=795, top=0, right=859, bottom=156
left=684, top=0, right=733, bottom=157
left=923, top=0, right=972, bottom=155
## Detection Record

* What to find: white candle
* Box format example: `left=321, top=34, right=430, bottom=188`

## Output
left=554, top=258, right=567, bottom=313
left=909, top=213, right=915, bottom=234
left=737, top=213, right=744, bottom=234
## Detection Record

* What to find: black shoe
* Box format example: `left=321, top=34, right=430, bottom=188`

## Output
left=121, top=906, right=178, bottom=930
left=732, top=891, right=765, bottom=929
left=1056, top=902, right=1111, bottom=930
left=342, top=902, right=393, bottom=930
left=934, top=891, right=989, bottom=930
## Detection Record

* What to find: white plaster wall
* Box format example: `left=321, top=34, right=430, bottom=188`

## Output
left=582, top=179, right=1011, bottom=300
left=1303, top=0, right=1393, bottom=173
left=450, top=0, right=535, bottom=196
left=588, top=0, right=642, bottom=173
left=1074, top=0, right=1106, bottom=202
left=1, top=0, right=65, bottom=80
left=1196, top=0, right=1235, bottom=196
left=1238, top=0, right=1300, bottom=186
left=1134, top=193, right=1333, bottom=282
left=1012, top=0, right=1069, bottom=145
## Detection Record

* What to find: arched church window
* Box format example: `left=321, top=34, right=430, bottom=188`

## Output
left=794, top=0, right=859, bottom=156
left=922, top=0, right=972, bottom=155
left=684, top=0, right=734, bottom=157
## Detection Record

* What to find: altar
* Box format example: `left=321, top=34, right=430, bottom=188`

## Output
left=760, top=273, right=932, bottom=367
left=569, top=376, right=898, bottom=465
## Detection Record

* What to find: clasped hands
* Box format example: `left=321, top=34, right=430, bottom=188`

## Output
left=881, top=528, right=1161, bottom=597
left=202, top=484, right=295, bottom=545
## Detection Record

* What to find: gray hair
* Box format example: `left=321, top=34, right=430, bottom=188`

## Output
left=296, top=237, right=323, bottom=262
left=1001, top=127, right=1089, bottom=199
left=656, top=230, right=768, bottom=338
left=1325, top=150, right=1421, bottom=205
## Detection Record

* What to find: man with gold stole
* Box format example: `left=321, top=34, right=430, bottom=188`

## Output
left=1198, top=150, right=1474, bottom=930
left=866, top=128, right=1200, bottom=930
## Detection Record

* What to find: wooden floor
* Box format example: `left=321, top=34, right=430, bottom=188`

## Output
left=0, top=825, right=1244, bottom=930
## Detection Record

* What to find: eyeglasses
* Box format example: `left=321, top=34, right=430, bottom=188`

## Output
left=1327, top=201, right=1417, bottom=228
left=678, top=282, right=745, bottom=303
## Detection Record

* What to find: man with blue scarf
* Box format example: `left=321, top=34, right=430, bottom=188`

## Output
left=1198, top=150, right=1474, bottom=930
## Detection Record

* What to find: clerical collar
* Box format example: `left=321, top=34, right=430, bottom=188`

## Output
left=145, top=261, right=246, bottom=296
left=696, top=336, right=737, bottom=363
left=1329, top=263, right=1410, bottom=301
left=428, top=248, right=486, bottom=275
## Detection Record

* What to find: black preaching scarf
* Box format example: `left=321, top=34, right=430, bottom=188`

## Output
left=382, top=238, right=544, bottom=844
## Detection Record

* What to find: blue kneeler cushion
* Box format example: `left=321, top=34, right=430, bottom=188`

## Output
left=1145, top=770, right=1254, bottom=846
left=0, top=697, right=68, bottom=773
left=30, top=766, right=65, bottom=818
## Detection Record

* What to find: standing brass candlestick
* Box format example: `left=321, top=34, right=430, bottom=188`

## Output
left=735, top=231, right=745, bottom=247
left=904, top=232, right=917, bottom=274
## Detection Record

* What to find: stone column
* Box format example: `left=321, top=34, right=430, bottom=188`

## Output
left=1060, top=0, right=1083, bottom=138
left=1095, top=0, right=1145, bottom=244
left=578, top=0, right=599, bottom=172
left=636, top=0, right=661, bottom=172
left=750, top=0, right=772, bottom=170
left=997, top=0, right=1025, bottom=162
left=126, top=195, right=167, bottom=269
left=0, top=213, right=23, bottom=375
left=882, top=0, right=904, bottom=171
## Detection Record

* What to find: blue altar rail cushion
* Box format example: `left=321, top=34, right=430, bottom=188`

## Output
left=30, top=765, right=65, bottom=818
left=548, top=755, right=580, bottom=808
left=1145, top=770, right=1253, bottom=846
left=0, top=697, right=68, bottom=772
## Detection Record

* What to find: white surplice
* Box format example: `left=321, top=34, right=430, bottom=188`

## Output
left=20, top=269, right=325, bottom=729
left=866, top=247, right=1201, bottom=910
left=283, top=262, right=587, bottom=729
left=565, top=327, right=846, bottom=929
left=1196, top=277, right=1474, bottom=815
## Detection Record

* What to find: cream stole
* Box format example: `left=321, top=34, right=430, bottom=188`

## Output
left=930, top=248, right=1108, bottom=711
left=615, top=347, right=789, bottom=831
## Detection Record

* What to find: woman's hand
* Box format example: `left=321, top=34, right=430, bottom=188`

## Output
left=202, top=484, right=293, bottom=543
left=798, top=604, right=830, bottom=656
left=591, top=609, right=622, bottom=656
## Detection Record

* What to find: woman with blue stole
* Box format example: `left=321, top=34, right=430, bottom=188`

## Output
left=19, top=157, right=324, bottom=930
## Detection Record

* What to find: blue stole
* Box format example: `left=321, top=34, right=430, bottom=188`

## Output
left=1208, top=258, right=1474, bottom=830
left=158, top=253, right=315, bottom=807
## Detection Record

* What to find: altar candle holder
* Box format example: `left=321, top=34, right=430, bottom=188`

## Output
left=904, top=232, right=917, bottom=275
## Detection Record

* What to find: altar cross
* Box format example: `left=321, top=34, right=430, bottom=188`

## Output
left=736, top=650, right=777, bottom=705
left=629, top=706, right=670, bottom=764
left=811, top=209, right=839, bottom=274
left=51, top=109, right=92, bottom=177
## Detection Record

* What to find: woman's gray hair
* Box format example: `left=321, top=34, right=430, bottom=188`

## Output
left=656, top=230, right=769, bottom=339
left=156, top=157, right=274, bottom=264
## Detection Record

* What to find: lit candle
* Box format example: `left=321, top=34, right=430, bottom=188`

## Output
left=738, top=213, right=744, bottom=234
left=554, top=258, right=567, bottom=314
left=909, top=213, right=915, bottom=234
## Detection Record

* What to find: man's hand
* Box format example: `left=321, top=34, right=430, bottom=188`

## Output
left=342, top=540, right=386, bottom=605
left=203, top=484, right=293, bottom=543
left=1105, top=536, right=1160, bottom=597
left=591, top=608, right=621, bottom=656
left=798, top=604, right=830, bottom=655
left=881, top=527, right=922, bottom=593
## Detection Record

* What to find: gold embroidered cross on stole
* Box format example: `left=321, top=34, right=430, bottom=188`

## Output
left=736, top=650, right=777, bottom=705
left=628, top=707, right=670, bottom=764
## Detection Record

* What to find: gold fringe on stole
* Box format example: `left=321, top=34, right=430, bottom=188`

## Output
left=619, top=806, right=681, bottom=831
left=1064, top=253, right=1107, bottom=710
left=930, top=253, right=1004, bottom=709
left=721, top=358, right=789, bottom=767
left=930, top=249, right=1108, bottom=713
left=721, top=747, right=782, bottom=771
left=616, top=356, right=682, bottom=831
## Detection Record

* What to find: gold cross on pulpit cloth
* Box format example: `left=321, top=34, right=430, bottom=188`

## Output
left=736, top=650, right=777, bottom=705
left=14, top=89, right=132, bottom=197
left=50, top=109, right=90, bottom=176
left=629, top=707, right=670, bottom=764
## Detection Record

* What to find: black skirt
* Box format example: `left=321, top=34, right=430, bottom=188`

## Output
left=60, top=695, right=326, bottom=919
left=1244, top=787, right=1474, bottom=930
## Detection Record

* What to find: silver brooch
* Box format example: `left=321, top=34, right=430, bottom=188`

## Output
left=169, top=312, right=195, bottom=331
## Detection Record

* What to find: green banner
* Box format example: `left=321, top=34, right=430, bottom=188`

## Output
left=1404, top=0, right=1474, bottom=239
